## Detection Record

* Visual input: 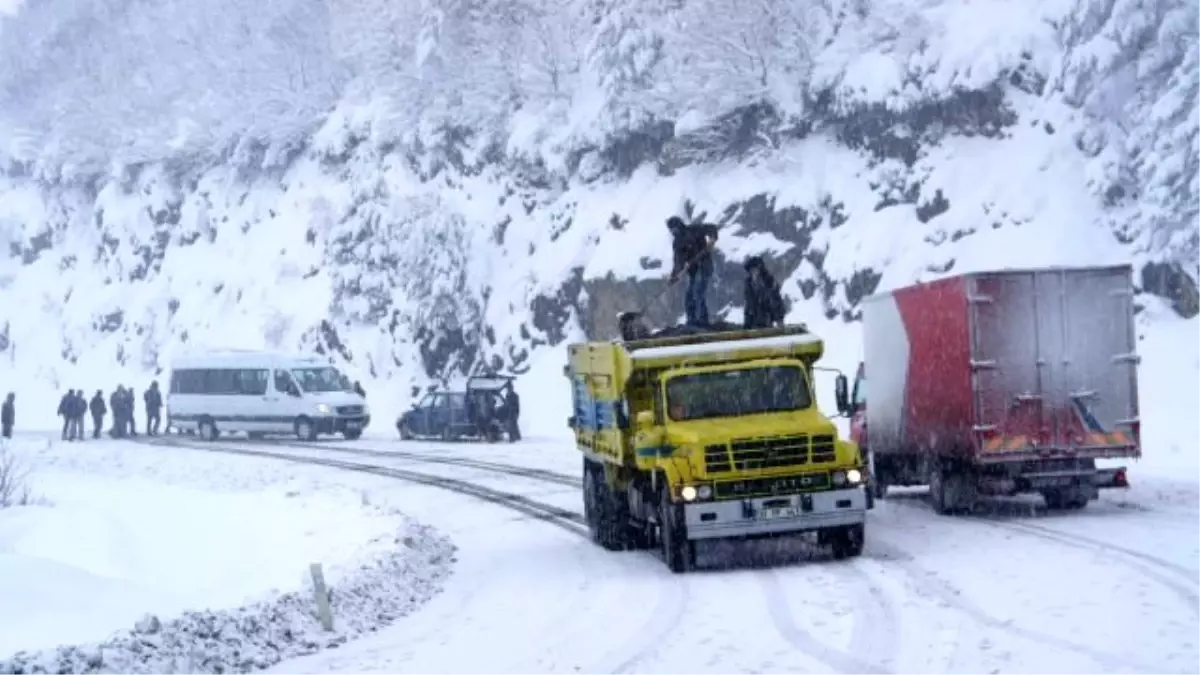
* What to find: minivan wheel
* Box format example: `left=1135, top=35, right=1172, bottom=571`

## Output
left=295, top=417, right=318, bottom=441
left=198, top=418, right=219, bottom=441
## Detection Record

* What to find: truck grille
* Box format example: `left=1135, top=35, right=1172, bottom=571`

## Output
left=704, top=434, right=838, bottom=473
left=713, top=472, right=831, bottom=499
left=336, top=405, right=365, bottom=416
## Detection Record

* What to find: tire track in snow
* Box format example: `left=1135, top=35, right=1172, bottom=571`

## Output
left=594, top=573, right=692, bottom=674
left=973, top=518, right=1200, bottom=612
left=832, top=562, right=902, bottom=670
left=883, top=497, right=1180, bottom=667
left=760, top=569, right=893, bottom=674
left=141, top=436, right=590, bottom=537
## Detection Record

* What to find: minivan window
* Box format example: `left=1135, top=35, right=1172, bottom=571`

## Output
left=170, top=368, right=269, bottom=395
left=291, top=367, right=352, bottom=393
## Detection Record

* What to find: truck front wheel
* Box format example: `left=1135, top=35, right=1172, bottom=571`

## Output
left=659, top=489, right=695, bottom=573
left=829, top=524, right=865, bottom=559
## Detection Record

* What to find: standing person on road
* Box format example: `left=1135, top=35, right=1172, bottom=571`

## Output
left=69, top=389, right=86, bottom=441
left=123, top=385, right=137, bottom=437
left=144, top=381, right=163, bottom=436
left=109, top=386, right=125, bottom=439
left=1, top=392, right=14, bottom=440
left=90, top=390, right=107, bottom=439
left=58, top=389, right=73, bottom=441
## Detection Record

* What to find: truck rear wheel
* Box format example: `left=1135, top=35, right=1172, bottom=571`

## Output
left=929, top=463, right=976, bottom=515
left=659, top=489, right=695, bottom=573
left=582, top=459, right=634, bottom=551
left=1042, top=488, right=1089, bottom=510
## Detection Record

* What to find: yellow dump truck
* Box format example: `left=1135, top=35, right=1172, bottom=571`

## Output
left=566, top=324, right=869, bottom=572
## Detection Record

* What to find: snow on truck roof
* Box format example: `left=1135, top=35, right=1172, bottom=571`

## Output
left=629, top=332, right=823, bottom=361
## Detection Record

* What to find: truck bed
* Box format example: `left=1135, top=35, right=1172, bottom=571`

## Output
left=863, top=265, right=1141, bottom=463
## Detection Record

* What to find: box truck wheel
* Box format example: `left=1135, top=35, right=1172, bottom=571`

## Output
left=659, top=488, right=695, bottom=573
left=929, top=463, right=976, bottom=515
left=1042, top=488, right=1089, bottom=511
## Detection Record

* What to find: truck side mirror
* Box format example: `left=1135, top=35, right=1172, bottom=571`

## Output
left=834, top=374, right=850, bottom=416
left=636, top=410, right=656, bottom=428
left=567, top=415, right=576, bottom=428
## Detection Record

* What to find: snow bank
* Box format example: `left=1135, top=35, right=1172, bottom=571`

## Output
left=0, top=439, right=455, bottom=674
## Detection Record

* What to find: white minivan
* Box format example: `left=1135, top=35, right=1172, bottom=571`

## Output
left=166, top=350, right=370, bottom=441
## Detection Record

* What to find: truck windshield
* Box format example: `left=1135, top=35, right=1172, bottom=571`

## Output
left=665, top=366, right=811, bottom=421
left=291, top=367, right=353, bottom=393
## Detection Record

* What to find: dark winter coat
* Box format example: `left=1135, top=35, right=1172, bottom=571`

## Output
left=144, top=387, right=162, bottom=411
left=505, top=389, right=520, bottom=419
left=743, top=258, right=787, bottom=329
left=1, top=397, right=13, bottom=427
left=71, top=393, right=87, bottom=418
left=110, top=390, right=123, bottom=419
left=670, top=223, right=719, bottom=277
left=57, top=393, right=72, bottom=418
left=90, top=393, right=107, bottom=418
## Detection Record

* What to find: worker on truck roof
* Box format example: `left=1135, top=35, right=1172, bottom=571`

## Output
left=666, top=216, right=719, bottom=327
left=743, top=255, right=787, bottom=329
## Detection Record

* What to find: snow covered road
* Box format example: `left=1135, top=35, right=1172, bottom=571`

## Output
left=125, top=434, right=1197, bottom=674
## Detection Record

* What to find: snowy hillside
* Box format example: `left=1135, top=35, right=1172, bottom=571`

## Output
left=0, top=0, right=1196, bottom=428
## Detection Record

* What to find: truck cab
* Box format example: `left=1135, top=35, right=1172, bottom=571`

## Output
left=567, top=325, right=869, bottom=573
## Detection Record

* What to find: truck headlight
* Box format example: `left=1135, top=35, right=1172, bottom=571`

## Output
left=832, top=470, right=847, bottom=486
left=847, top=469, right=862, bottom=484
left=697, top=485, right=713, bottom=500
left=315, top=403, right=332, bottom=414
left=680, top=485, right=698, bottom=502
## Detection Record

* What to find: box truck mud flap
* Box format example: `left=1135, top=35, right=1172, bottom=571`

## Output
left=683, top=488, right=867, bottom=540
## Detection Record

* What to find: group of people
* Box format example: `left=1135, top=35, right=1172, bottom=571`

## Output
left=56, top=381, right=163, bottom=442
left=465, top=385, right=521, bottom=442
left=665, top=216, right=786, bottom=329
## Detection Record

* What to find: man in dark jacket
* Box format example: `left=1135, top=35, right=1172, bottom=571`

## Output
left=1, top=392, right=14, bottom=439
left=666, top=216, right=719, bottom=327
left=70, top=389, right=86, bottom=441
left=58, top=389, right=74, bottom=441
left=109, top=386, right=125, bottom=438
left=743, top=256, right=787, bottom=329
left=123, top=385, right=137, bottom=437
left=144, top=381, right=163, bottom=436
left=90, top=390, right=107, bottom=439
left=503, top=386, right=521, bottom=442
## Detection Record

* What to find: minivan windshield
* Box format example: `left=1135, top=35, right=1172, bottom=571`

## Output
left=665, top=365, right=811, bottom=421
left=291, top=367, right=353, bottom=393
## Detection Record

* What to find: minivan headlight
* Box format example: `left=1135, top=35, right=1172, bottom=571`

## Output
left=362, top=404, right=371, bottom=416
left=315, top=403, right=333, bottom=414
left=846, top=469, right=862, bottom=484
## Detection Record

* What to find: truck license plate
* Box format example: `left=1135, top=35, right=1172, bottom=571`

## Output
left=759, top=506, right=799, bottom=520
left=345, top=421, right=361, bottom=432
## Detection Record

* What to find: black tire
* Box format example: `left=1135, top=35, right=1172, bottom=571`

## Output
left=582, top=458, right=632, bottom=551
left=830, top=524, right=865, bottom=559
left=247, top=432, right=265, bottom=441
left=343, top=429, right=363, bottom=440
left=1043, top=488, right=1089, bottom=510
left=198, top=418, right=219, bottom=442
left=659, top=488, right=694, bottom=573
left=294, top=417, right=318, bottom=442
left=398, top=421, right=413, bottom=440
left=929, top=463, right=975, bottom=515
